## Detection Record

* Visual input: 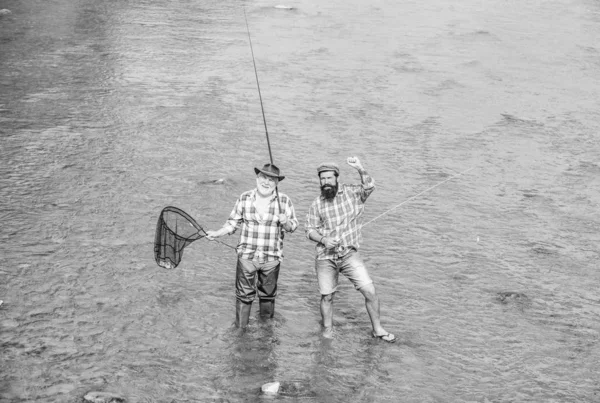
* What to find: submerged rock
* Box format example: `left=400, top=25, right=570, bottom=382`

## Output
left=261, top=380, right=315, bottom=397
left=497, top=291, right=528, bottom=303
left=83, top=391, right=125, bottom=403
left=496, top=291, right=532, bottom=311
left=199, top=178, right=225, bottom=185
left=0, top=9, right=12, bottom=16
left=261, top=381, right=280, bottom=395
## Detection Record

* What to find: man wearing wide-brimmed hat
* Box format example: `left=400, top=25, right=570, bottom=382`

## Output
left=305, top=157, right=396, bottom=342
left=206, top=163, right=298, bottom=332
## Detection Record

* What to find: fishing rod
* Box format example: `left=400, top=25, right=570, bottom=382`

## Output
left=362, top=167, right=474, bottom=228
left=243, top=7, right=282, bottom=212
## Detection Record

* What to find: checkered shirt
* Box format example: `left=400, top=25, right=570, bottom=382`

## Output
left=305, top=177, right=375, bottom=260
left=223, top=189, right=298, bottom=263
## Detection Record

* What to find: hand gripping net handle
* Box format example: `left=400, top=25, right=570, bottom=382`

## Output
left=154, top=206, right=206, bottom=269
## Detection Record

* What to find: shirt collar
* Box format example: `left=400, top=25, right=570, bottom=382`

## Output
left=252, top=188, right=278, bottom=202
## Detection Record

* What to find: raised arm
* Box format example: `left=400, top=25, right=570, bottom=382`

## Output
left=347, top=156, right=375, bottom=201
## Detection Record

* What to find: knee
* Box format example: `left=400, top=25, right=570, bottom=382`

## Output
left=321, top=293, right=334, bottom=303
left=360, top=284, right=377, bottom=300
left=259, top=297, right=275, bottom=302
left=236, top=287, right=256, bottom=304
left=236, top=295, right=254, bottom=304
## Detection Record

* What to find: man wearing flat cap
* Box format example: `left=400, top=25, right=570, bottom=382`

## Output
left=305, top=157, right=396, bottom=342
left=206, top=163, right=298, bottom=332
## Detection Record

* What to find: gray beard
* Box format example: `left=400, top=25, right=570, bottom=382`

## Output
left=321, top=184, right=338, bottom=200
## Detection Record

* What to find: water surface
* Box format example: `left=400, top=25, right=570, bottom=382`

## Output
left=1, top=0, right=599, bottom=401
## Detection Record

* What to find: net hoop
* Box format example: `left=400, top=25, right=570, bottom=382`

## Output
left=154, top=206, right=206, bottom=269
left=161, top=206, right=206, bottom=236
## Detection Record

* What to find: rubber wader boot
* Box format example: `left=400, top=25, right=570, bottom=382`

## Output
left=259, top=299, right=275, bottom=318
left=235, top=300, right=252, bottom=328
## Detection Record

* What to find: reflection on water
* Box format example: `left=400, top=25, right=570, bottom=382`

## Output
left=1, top=0, right=600, bottom=401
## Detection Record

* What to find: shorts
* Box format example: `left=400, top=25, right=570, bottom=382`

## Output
left=314, top=249, right=373, bottom=295
left=236, top=258, right=281, bottom=303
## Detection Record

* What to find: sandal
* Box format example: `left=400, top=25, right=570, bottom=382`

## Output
left=372, top=332, right=397, bottom=343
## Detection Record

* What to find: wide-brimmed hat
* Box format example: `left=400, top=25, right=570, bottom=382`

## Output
left=254, top=163, right=285, bottom=181
left=317, top=162, right=339, bottom=175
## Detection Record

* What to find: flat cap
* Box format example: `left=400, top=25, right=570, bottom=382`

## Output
left=317, top=162, right=339, bottom=175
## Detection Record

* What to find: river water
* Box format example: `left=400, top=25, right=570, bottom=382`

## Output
left=1, top=0, right=599, bottom=402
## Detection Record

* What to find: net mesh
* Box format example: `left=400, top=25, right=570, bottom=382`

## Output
left=154, top=206, right=205, bottom=269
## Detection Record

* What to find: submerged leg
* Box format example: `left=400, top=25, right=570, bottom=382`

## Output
left=235, top=258, right=257, bottom=329
left=235, top=299, right=252, bottom=329
left=259, top=299, right=275, bottom=318
left=257, top=261, right=280, bottom=319
left=320, top=293, right=335, bottom=338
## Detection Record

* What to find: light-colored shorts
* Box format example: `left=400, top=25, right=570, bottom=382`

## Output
left=315, top=249, right=373, bottom=295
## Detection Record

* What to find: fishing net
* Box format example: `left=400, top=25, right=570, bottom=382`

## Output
left=154, top=206, right=206, bottom=269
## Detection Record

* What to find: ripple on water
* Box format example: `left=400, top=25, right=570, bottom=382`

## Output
left=1, top=0, right=600, bottom=401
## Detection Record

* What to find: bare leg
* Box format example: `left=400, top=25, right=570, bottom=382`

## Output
left=320, top=293, right=335, bottom=338
left=358, top=284, right=387, bottom=336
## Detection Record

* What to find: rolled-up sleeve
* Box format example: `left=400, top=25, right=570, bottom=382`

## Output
left=360, top=175, right=375, bottom=202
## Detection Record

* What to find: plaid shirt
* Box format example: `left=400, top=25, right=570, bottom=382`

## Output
left=305, top=175, right=375, bottom=260
left=223, top=189, right=298, bottom=263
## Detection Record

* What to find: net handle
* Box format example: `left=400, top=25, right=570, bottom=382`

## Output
left=161, top=207, right=235, bottom=250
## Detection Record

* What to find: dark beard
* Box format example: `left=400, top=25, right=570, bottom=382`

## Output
left=321, top=184, right=338, bottom=200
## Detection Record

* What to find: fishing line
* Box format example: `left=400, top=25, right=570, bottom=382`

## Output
left=362, top=167, right=474, bottom=228
left=243, top=7, right=282, bottom=211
